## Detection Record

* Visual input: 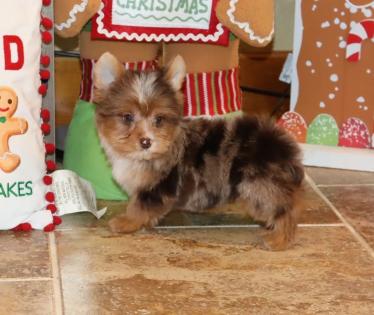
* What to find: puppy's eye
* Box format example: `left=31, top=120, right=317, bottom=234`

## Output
left=122, top=113, right=134, bottom=124
left=155, top=116, right=164, bottom=127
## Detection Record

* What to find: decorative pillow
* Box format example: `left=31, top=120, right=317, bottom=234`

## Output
left=0, top=0, right=60, bottom=231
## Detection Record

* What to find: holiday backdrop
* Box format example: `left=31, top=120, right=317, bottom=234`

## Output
left=279, top=0, right=374, bottom=171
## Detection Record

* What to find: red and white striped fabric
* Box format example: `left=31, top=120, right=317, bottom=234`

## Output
left=182, top=68, right=242, bottom=117
left=346, top=19, right=374, bottom=62
left=80, top=58, right=242, bottom=117
left=79, top=58, right=158, bottom=102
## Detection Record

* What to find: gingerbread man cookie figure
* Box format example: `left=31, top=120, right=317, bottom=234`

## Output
left=0, top=87, right=28, bottom=173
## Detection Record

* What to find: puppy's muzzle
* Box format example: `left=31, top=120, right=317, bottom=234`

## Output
left=140, top=137, right=152, bottom=150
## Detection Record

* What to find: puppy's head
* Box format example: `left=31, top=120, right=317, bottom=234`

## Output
left=94, top=52, right=186, bottom=161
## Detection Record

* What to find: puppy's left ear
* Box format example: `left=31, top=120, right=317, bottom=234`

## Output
left=94, top=52, right=124, bottom=91
left=165, top=55, right=186, bottom=91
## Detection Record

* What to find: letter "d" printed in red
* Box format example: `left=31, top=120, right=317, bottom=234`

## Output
left=4, top=35, right=24, bottom=70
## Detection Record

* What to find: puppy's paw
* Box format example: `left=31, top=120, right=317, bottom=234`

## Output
left=108, top=215, right=143, bottom=234
left=261, top=234, right=292, bottom=251
left=250, top=233, right=291, bottom=251
left=250, top=235, right=271, bottom=251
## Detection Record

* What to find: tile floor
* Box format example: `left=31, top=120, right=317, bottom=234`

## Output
left=0, top=167, right=373, bottom=314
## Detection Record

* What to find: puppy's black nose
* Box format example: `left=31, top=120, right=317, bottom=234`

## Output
left=140, top=137, right=152, bottom=149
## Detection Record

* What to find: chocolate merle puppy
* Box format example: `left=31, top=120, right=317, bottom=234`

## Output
left=94, top=52, right=304, bottom=250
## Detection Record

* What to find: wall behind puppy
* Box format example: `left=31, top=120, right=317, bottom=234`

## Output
left=240, top=0, right=296, bottom=117
left=274, top=0, right=295, bottom=51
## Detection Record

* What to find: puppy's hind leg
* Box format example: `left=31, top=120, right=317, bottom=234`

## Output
left=247, top=201, right=298, bottom=251
left=242, top=183, right=300, bottom=251
left=262, top=203, right=298, bottom=251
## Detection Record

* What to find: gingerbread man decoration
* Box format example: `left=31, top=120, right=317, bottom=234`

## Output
left=0, top=87, right=28, bottom=173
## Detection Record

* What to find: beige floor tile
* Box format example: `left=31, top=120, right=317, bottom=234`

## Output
left=0, top=281, right=54, bottom=315
left=57, top=227, right=374, bottom=315
left=321, top=186, right=374, bottom=248
left=59, top=181, right=339, bottom=230
left=0, top=231, right=51, bottom=279
left=297, top=183, right=339, bottom=224
left=307, top=167, right=374, bottom=186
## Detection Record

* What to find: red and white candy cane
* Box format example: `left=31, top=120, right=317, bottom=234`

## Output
left=346, top=19, right=374, bottom=62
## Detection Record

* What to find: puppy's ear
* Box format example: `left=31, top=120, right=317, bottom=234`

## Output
left=94, top=52, right=124, bottom=91
left=164, top=55, right=186, bottom=91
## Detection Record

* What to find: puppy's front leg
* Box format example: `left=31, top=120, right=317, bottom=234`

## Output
left=109, top=194, right=174, bottom=233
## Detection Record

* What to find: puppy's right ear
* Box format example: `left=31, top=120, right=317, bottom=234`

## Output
left=94, top=52, right=124, bottom=91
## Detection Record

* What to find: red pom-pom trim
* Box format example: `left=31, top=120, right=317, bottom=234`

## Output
left=40, top=55, right=50, bottom=67
left=45, top=192, right=55, bottom=202
left=39, top=10, right=60, bottom=230
left=46, top=160, right=57, bottom=172
left=43, top=175, right=53, bottom=185
left=41, top=109, right=50, bottom=122
left=13, top=223, right=32, bottom=231
left=12, top=225, right=21, bottom=231
left=40, top=70, right=50, bottom=80
left=41, top=17, right=53, bottom=30
left=38, top=84, right=48, bottom=96
left=20, top=223, right=32, bottom=231
left=45, top=143, right=56, bottom=155
left=43, top=0, right=52, bottom=6
left=43, top=224, right=55, bottom=232
left=41, top=31, right=52, bottom=44
left=53, top=216, right=62, bottom=225
left=47, top=204, right=57, bottom=213
left=41, top=123, right=51, bottom=135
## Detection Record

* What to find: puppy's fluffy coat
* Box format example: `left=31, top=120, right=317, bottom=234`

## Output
left=94, top=53, right=304, bottom=250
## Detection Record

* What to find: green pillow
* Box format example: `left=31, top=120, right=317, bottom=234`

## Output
left=63, top=100, right=129, bottom=201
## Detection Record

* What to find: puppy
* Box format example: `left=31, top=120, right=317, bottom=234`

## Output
left=93, top=52, right=304, bottom=251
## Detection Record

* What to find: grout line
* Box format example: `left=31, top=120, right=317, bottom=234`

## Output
left=48, top=232, right=64, bottom=315
left=317, top=183, right=374, bottom=188
left=56, top=223, right=345, bottom=232
left=55, top=227, right=74, bottom=232
left=158, top=224, right=255, bottom=229
left=290, top=223, right=345, bottom=228
left=298, top=223, right=345, bottom=227
left=155, top=223, right=345, bottom=229
left=306, top=174, right=374, bottom=260
left=0, top=277, right=52, bottom=283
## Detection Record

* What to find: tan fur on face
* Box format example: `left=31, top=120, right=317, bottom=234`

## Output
left=94, top=53, right=185, bottom=160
